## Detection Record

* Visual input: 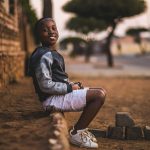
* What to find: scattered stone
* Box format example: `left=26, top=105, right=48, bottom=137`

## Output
left=88, top=112, right=149, bottom=141
left=49, top=112, right=70, bottom=150
left=54, top=130, right=60, bottom=137
left=116, top=112, right=135, bottom=127
left=107, top=126, right=124, bottom=140
left=143, top=126, right=150, bottom=140
left=48, top=138, right=57, bottom=145
left=89, top=129, right=107, bottom=138
left=125, top=126, right=144, bottom=140
left=51, top=144, right=63, bottom=150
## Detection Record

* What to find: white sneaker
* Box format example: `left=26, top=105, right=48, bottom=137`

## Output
left=69, top=128, right=98, bottom=148
left=83, top=128, right=97, bottom=143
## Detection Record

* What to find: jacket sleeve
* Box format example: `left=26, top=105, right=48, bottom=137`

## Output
left=35, top=52, right=72, bottom=95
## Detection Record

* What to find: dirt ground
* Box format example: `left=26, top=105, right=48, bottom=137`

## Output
left=0, top=76, right=150, bottom=150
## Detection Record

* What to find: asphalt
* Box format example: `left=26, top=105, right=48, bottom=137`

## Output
left=66, top=54, right=150, bottom=77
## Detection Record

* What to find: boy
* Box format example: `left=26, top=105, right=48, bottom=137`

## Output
left=28, top=18, right=106, bottom=148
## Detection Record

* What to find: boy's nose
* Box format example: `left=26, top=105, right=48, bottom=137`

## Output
left=48, top=32, right=51, bottom=35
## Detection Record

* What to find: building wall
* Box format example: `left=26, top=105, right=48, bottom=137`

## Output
left=0, top=0, right=25, bottom=87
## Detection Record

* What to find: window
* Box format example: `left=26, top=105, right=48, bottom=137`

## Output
left=9, top=0, right=15, bottom=15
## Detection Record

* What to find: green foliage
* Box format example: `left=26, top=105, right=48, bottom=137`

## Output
left=63, top=0, right=146, bottom=33
left=59, top=37, right=87, bottom=57
left=20, top=0, right=38, bottom=42
left=60, top=36, right=87, bottom=45
left=66, top=17, right=108, bottom=34
left=63, top=0, right=146, bottom=20
left=126, top=27, right=149, bottom=36
left=126, top=27, right=149, bottom=47
left=63, top=0, right=146, bottom=66
left=126, top=27, right=149, bottom=54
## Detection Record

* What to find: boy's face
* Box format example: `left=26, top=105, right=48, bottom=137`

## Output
left=38, top=19, right=59, bottom=47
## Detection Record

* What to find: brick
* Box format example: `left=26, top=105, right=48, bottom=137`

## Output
left=143, top=126, right=150, bottom=140
left=0, top=51, right=25, bottom=88
left=116, top=112, right=135, bottom=127
left=107, top=126, right=125, bottom=140
left=125, top=126, right=144, bottom=140
left=89, top=129, right=107, bottom=138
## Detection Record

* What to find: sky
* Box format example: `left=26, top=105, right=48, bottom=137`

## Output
left=30, top=0, right=150, bottom=40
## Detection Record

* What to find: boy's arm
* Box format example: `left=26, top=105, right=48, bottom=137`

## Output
left=35, top=52, right=72, bottom=95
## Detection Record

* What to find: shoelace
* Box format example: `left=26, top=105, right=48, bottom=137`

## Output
left=84, top=128, right=97, bottom=142
left=80, top=130, right=91, bottom=143
left=70, top=127, right=97, bottom=143
left=79, top=129, right=96, bottom=143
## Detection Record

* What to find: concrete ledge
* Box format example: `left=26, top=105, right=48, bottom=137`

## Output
left=48, top=112, right=70, bottom=150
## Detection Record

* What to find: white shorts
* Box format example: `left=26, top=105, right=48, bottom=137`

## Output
left=42, top=89, right=88, bottom=112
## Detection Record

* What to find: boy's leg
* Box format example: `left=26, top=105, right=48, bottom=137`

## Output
left=72, top=88, right=106, bottom=134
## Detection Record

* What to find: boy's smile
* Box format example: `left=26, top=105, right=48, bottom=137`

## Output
left=39, top=19, right=59, bottom=48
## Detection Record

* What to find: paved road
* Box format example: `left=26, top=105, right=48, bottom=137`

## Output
left=66, top=54, right=150, bottom=77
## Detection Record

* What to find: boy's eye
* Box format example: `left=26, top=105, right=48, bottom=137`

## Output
left=43, top=29, right=48, bottom=32
left=53, top=26, right=57, bottom=30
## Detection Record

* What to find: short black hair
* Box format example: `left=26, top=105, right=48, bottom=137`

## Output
left=34, top=17, right=55, bottom=38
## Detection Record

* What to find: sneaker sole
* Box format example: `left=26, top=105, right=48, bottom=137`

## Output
left=69, top=138, right=98, bottom=149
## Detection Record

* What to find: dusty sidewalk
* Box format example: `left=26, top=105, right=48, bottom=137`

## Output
left=65, top=54, right=150, bottom=77
left=0, top=77, right=150, bottom=150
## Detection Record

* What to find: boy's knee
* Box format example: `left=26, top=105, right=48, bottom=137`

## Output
left=96, top=88, right=106, bottom=97
left=101, top=88, right=106, bottom=99
left=100, top=88, right=106, bottom=105
left=96, top=89, right=106, bottom=105
left=86, top=88, right=106, bottom=104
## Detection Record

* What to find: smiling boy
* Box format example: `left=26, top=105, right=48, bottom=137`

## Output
left=28, top=18, right=106, bottom=148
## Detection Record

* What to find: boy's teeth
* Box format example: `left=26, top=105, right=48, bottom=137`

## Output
left=50, top=37, right=55, bottom=40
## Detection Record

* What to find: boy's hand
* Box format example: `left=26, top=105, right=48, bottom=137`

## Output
left=74, top=82, right=84, bottom=89
left=72, top=84, right=80, bottom=90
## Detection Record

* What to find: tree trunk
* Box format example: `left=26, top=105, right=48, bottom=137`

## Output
left=138, top=42, right=146, bottom=55
left=85, top=40, right=92, bottom=62
left=106, top=46, right=113, bottom=67
left=105, top=23, right=117, bottom=67
left=43, top=0, right=53, bottom=18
